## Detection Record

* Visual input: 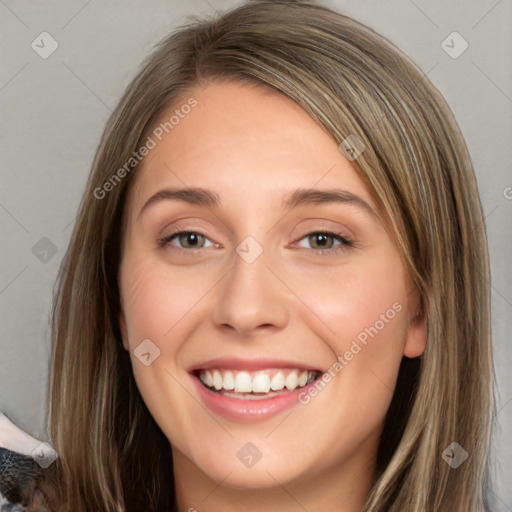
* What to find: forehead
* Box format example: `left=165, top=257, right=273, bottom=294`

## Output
left=126, top=80, right=373, bottom=219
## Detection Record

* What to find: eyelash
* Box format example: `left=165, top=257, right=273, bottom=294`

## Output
left=156, top=229, right=354, bottom=254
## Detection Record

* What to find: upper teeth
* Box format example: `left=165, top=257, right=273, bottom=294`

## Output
left=198, top=369, right=317, bottom=393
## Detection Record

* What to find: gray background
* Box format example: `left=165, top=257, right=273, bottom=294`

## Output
left=1, top=0, right=511, bottom=508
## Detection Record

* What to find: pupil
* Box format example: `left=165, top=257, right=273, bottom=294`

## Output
left=182, top=233, right=200, bottom=247
left=314, top=233, right=330, bottom=248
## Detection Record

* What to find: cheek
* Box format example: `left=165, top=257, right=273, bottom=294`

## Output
left=120, top=255, right=205, bottom=346
left=297, top=256, right=409, bottom=348
left=118, top=254, right=219, bottom=407
left=118, top=256, right=208, bottom=437
left=290, top=253, right=410, bottom=420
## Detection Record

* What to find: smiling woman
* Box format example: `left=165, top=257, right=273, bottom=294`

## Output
left=25, top=0, right=494, bottom=511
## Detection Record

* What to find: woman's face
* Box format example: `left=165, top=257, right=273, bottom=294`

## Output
left=118, top=80, right=426, bottom=494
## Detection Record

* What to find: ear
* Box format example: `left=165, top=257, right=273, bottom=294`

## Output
left=118, top=311, right=130, bottom=351
left=403, top=306, right=427, bottom=358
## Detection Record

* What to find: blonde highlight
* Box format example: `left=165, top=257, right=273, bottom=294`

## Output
left=47, top=1, right=493, bottom=510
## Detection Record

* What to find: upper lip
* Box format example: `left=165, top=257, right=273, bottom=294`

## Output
left=188, top=357, right=322, bottom=373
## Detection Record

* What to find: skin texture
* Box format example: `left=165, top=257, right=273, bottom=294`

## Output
left=118, top=80, right=427, bottom=512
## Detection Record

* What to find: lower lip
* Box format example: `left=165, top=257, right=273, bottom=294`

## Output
left=191, top=374, right=316, bottom=422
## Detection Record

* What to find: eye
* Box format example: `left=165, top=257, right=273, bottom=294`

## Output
left=157, top=230, right=215, bottom=250
left=157, top=229, right=354, bottom=253
left=295, top=230, right=353, bottom=253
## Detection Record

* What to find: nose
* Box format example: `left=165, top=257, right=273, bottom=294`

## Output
left=212, top=246, right=290, bottom=337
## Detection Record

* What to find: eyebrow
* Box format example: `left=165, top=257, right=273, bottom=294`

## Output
left=137, top=186, right=377, bottom=219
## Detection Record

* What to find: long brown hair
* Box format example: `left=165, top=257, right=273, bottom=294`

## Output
left=47, top=1, right=494, bottom=510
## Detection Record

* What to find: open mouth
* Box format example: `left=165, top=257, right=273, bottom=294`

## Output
left=193, top=368, right=322, bottom=400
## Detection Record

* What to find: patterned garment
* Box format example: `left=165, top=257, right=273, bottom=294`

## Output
left=0, top=448, right=55, bottom=512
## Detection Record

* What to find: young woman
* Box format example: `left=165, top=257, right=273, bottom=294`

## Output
left=1, top=0, right=494, bottom=510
